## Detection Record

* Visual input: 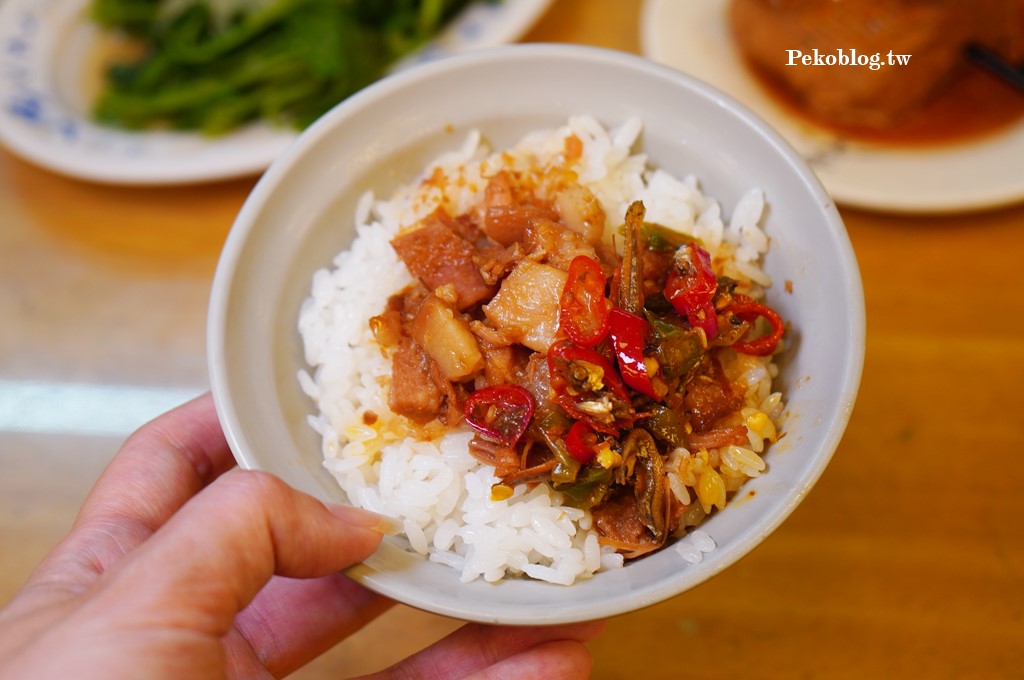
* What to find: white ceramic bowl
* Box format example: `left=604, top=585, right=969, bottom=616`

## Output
left=208, top=44, right=865, bottom=625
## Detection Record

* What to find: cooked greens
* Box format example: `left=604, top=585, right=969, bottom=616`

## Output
left=90, top=0, right=480, bottom=134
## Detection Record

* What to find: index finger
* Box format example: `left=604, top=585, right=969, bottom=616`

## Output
left=87, top=469, right=385, bottom=641
left=38, top=393, right=237, bottom=586
left=77, top=391, right=237, bottom=534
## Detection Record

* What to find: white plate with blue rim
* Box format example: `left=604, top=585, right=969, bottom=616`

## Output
left=641, top=0, right=1024, bottom=214
left=0, top=0, right=552, bottom=185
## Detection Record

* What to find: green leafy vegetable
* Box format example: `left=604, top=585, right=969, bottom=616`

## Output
left=90, top=0, right=480, bottom=134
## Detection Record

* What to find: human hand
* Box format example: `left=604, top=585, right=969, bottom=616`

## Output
left=0, top=393, right=604, bottom=679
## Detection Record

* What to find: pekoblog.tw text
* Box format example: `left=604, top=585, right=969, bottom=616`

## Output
left=785, top=49, right=912, bottom=71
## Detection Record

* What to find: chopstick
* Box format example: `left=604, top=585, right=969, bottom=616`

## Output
left=966, top=43, right=1024, bottom=94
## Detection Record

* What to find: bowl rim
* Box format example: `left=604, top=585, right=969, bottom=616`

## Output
left=208, top=43, right=866, bottom=624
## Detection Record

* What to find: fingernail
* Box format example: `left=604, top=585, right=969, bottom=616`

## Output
left=327, top=504, right=402, bottom=536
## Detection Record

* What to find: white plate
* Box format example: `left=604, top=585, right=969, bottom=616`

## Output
left=641, top=0, right=1024, bottom=214
left=0, top=0, right=552, bottom=185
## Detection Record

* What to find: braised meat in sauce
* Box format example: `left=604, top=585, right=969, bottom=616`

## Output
left=730, top=0, right=1024, bottom=136
left=370, top=164, right=785, bottom=559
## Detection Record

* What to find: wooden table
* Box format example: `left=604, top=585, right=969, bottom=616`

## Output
left=2, top=1, right=1022, bottom=677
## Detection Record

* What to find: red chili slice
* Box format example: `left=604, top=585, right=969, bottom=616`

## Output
left=729, top=294, right=784, bottom=356
left=559, top=255, right=610, bottom=346
left=547, top=341, right=628, bottom=400
left=463, top=385, right=536, bottom=447
left=564, top=420, right=600, bottom=464
left=608, top=308, right=659, bottom=399
left=664, top=243, right=719, bottom=340
left=547, top=340, right=633, bottom=434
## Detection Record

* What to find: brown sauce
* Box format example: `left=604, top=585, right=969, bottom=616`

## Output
left=744, top=56, right=1024, bottom=148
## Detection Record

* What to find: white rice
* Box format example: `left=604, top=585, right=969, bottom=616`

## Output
left=298, top=116, right=783, bottom=585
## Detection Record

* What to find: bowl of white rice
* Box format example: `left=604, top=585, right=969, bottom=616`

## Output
left=208, top=44, right=865, bottom=625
